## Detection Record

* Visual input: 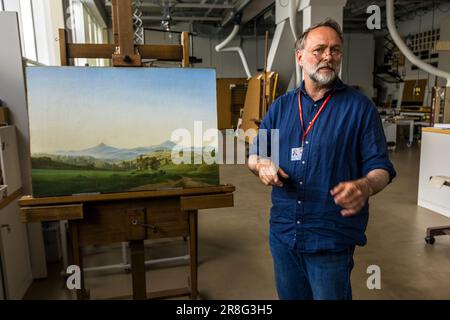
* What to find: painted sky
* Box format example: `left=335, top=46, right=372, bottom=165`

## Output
left=26, top=67, right=217, bottom=154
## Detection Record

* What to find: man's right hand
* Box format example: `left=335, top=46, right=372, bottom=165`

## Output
left=249, top=156, right=289, bottom=187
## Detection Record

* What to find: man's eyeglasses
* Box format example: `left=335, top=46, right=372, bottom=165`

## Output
left=309, top=47, right=342, bottom=58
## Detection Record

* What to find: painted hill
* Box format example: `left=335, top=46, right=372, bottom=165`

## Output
left=54, top=140, right=177, bottom=161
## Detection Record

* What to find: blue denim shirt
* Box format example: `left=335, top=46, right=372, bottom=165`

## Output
left=250, top=78, right=396, bottom=253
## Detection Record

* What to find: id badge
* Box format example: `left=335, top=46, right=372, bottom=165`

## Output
left=291, top=147, right=303, bottom=161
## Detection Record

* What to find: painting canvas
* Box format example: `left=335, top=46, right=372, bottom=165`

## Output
left=26, top=67, right=219, bottom=197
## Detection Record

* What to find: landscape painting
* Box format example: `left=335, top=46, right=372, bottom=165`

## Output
left=26, top=67, right=219, bottom=197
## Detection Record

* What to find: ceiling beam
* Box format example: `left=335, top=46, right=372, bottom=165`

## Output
left=105, top=2, right=233, bottom=9
left=142, top=16, right=222, bottom=22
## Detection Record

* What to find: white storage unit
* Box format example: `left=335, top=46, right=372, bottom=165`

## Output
left=0, top=126, right=32, bottom=299
left=418, top=128, right=450, bottom=218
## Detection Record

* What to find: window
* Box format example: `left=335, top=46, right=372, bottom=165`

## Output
left=2, top=0, right=108, bottom=66
left=68, top=0, right=109, bottom=66
left=2, top=0, right=37, bottom=62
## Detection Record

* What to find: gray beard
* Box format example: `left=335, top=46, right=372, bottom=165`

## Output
left=306, top=65, right=340, bottom=87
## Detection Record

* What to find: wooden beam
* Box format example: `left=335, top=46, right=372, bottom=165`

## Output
left=181, top=31, right=190, bottom=67
left=436, top=41, right=450, bottom=51
left=180, top=193, right=234, bottom=210
left=112, top=0, right=119, bottom=45
left=58, top=29, right=68, bottom=66
left=137, top=44, right=183, bottom=61
left=66, top=43, right=183, bottom=61
left=188, top=210, right=198, bottom=300
left=130, top=240, right=147, bottom=300
left=19, top=185, right=236, bottom=207
left=111, top=0, right=141, bottom=66
left=20, top=204, right=83, bottom=223
left=0, top=188, right=22, bottom=210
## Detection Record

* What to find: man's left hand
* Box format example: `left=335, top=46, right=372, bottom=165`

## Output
left=330, top=178, right=373, bottom=217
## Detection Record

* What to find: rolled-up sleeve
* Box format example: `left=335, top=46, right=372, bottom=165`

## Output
left=360, top=103, right=396, bottom=182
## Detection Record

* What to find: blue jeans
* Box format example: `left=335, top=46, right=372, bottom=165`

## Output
left=269, top=231, right=355, bottom=300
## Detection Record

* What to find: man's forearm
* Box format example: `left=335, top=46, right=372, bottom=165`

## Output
left=361, top=169, right=391, bottom=197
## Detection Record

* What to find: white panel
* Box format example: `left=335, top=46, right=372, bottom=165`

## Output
left=0, top=12, right=47, bottom=279
left=0, top=199, right=32, bottom=299
left=0, top=126, right=22, bottom=196
left=418, top=132, right=450, bottom=218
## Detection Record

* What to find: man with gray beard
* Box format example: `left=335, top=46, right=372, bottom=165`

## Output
left=248, top=19, right=396, bottom=300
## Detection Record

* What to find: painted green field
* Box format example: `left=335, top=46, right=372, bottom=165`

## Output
left=31, top=164, right=220, bottom=197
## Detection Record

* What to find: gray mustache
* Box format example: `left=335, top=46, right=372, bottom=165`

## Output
left=315, top=64, right=336, bottom=72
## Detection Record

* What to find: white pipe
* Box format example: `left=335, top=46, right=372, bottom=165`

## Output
left=215, top=24, right=240, bottom=51
left=215, top=24, right=252, bottom=78
left=386, top=0, right=450, bottom=86
left=289, top=0, right=301, bottom=87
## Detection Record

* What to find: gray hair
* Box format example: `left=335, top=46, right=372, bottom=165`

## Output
left=295, top=18, right=344, bottom=51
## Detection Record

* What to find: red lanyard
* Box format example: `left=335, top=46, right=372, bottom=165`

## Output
left=297, top=91, right=332, bottom=146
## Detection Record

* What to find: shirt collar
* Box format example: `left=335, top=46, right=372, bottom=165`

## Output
left=299, top=77, right=346, bottom=99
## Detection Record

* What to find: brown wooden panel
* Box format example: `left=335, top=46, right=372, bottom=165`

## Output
left=137, top=44, right=183, bottom=61
left=67, top=43, right=116, bottom=58
left=0, top=106, right=9, bottom=125
left=77, top=198, right=189, bottom=246
left=241, top=75, right=262, bottom=142
left=126, top=208, right=146, bottom=240
left=180, top=193, right=233, bottom=211
left=216, top=78, right=248, bottom=130
left=402, top=79, right=427, bottom=104
left=444, top=87, right=450, bottom=123
left=20, top=203, right=83, bottom=223
left=436, top=41, right=450, bottom=51
left=19, top=185, right=235, bottom=207
left=147, top=200, right=189, bottom=239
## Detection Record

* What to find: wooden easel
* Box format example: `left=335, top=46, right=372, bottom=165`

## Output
left=18, top=0, right=235, bottom=300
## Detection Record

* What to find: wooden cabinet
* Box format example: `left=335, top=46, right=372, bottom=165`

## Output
left=0, top=126, right=32, bottom=299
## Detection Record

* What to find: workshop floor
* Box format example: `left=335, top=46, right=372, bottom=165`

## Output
left=23, top=144, right=450, bottom=300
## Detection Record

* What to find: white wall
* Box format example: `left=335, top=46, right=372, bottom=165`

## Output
left=341, top=33, right=375, bottom=99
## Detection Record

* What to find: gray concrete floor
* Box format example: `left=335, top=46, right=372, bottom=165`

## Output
left=24, top=145, right=450, bottom=300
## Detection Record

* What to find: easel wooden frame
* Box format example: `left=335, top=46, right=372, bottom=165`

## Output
left=19, top=0, right=234, bottom=300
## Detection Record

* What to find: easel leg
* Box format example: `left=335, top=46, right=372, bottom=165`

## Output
left=69, top=222, right=88, bottom=300
left=130, top=240, right=147, bottom=300
left=188, top=210, right=198, bottom=300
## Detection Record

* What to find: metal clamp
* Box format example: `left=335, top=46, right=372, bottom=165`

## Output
left=131, top=219, right=157, bottom=232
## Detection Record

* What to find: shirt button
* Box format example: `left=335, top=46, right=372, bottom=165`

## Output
left=305, top=141, right=309, bottom=145
left=297, top=201, right=302, bottom=204
left=302, top=161, right=306, bottom=164
left=299, top=181, right=303, bottom=185
left=297, top=220, right=302, bottom=225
